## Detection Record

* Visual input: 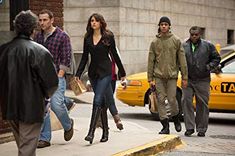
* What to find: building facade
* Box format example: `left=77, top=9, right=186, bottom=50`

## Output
left=64, top=0, right=235, bottom=73
left=1, top=0, right=235, bottom=75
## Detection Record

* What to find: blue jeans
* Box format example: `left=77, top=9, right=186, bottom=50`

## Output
left=64, top=96, right=73, bottom=106
left=106, top=80, right=118, bottom=116
left=90, top=75, right=114, bottom=108
left=39, top=77, right=72, bottom=142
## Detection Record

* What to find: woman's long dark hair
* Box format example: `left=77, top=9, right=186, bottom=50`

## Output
left=85, top=13, right=113, bottom=46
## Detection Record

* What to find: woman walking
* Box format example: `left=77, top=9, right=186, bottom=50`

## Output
left=75, top=13, right=126, bottom=144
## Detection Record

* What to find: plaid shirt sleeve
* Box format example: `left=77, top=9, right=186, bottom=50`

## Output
left=59, top=33, right=72, bottom=72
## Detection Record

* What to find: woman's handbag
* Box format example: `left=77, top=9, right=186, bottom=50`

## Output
left=69, top=77, right=87, bottom=96
left=149, top=87, right=158, bottom=113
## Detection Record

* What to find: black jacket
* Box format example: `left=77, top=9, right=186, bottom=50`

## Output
left=183, top=39, right=221, bottom=81
left=0, top=35, right=58, bottom=123
left=76, top=34, right=126, bottom=79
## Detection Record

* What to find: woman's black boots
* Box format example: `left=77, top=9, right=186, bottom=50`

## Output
left=100, top=107, right=109, bottom=142
left=85, top=106, right=101, bottom=144
left=159, top=118, right=170, bottom=134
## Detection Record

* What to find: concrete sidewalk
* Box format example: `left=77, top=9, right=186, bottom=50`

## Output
left=0, top=91, right=182, bottom=156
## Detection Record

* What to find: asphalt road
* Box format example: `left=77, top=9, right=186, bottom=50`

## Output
left=158, top=113, right=235, bottom=156
left=116, top=103, right=235, bottom=156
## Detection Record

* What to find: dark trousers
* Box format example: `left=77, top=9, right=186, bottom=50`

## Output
left=9, top=120, right=42, bottom=156
left=182, top=79, right=210, bottom=133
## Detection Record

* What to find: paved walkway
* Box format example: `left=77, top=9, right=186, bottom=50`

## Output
left=0, top=91, right=182, bottom=156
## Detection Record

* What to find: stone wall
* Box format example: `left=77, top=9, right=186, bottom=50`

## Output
left=29, top=0, right=64, bottom=28
left=63, top=0, right=121, bottom=69
left=64, top=0, right=235, bottom=75
left=0, top=0, right=9, bottom=31
left=0, top=0, right=11, bottom=136
left=1, top=0, right=235, bottom=75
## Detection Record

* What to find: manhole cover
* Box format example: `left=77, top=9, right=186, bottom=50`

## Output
left=210, top=135, right=235, bottom=140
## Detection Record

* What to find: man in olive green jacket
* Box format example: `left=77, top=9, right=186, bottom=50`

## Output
left=147, top=16, right=188, bottom=134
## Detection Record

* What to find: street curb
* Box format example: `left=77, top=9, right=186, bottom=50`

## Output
left=112, top=135, right=182, bottom=156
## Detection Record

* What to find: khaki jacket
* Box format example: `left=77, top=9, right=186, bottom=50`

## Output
left=148, top=33, right=188, bottom=81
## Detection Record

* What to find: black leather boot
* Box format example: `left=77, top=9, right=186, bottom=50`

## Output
left=85, top=106, right=101, bottom=144
left=100, top=107, right=109, bottom=142
left=172, top=114, right=182, bottom=132
left=159, top=119, right=170, bottom=134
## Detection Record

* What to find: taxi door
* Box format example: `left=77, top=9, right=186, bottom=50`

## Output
left=209, top=55, right=235, bottom=111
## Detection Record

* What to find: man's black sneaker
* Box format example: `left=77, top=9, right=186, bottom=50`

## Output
left=197, top=132, right=205, bottom=137
left=37, top=140, right=51, bottom=148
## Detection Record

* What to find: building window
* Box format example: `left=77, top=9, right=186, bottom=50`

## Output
left=10, top=0, right=29, bottom=31
left=227, top=29, right=234, bottom=44
left=200, top=27, right=206, bottom=39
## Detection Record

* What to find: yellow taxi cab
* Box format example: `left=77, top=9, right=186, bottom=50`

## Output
left=116, top=51, right=235, bottom=116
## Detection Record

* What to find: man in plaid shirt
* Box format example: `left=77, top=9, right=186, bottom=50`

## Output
left=34, top=9, right=74, bottom=148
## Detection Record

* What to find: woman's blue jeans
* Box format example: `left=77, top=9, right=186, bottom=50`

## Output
left=106, top=80, right=118, bottom=116
left=39, top=77, right=72, bottom=142
left=90, top=75, right=115, bottom=108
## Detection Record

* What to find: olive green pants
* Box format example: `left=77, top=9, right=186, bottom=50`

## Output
left=155, top=78, right=179, bottom=120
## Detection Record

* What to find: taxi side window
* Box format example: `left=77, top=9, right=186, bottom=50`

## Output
left=222, top=58, right=235, bottom=73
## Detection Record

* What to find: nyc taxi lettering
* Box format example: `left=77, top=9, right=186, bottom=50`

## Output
left=221, top=82, right=235, bottom=93
left=210, top=85, right=220, bottom=91
left=210, top=82, right=235, bottom=93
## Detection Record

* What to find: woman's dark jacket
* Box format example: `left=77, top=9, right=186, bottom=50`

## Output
left=0, top=35, right=58, bottom=123
left=76, top=33, right=126, bottom=79
left=183, top=39, right=221, bottom=81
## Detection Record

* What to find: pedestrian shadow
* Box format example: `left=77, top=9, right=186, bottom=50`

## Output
left=209, top=117, right=235, bottom=125
left=119, top=112, right=156, bottom=121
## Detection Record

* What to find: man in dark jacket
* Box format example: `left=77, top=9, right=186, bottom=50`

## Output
left=0, top=10, right=58, bottom=156
left=182, top=26, right=221, bottom=137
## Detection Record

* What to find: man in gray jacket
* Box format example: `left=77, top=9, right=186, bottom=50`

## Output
left=182, top=26, right=221, bottom=137
left=148, top=16, right=188, bottom=134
